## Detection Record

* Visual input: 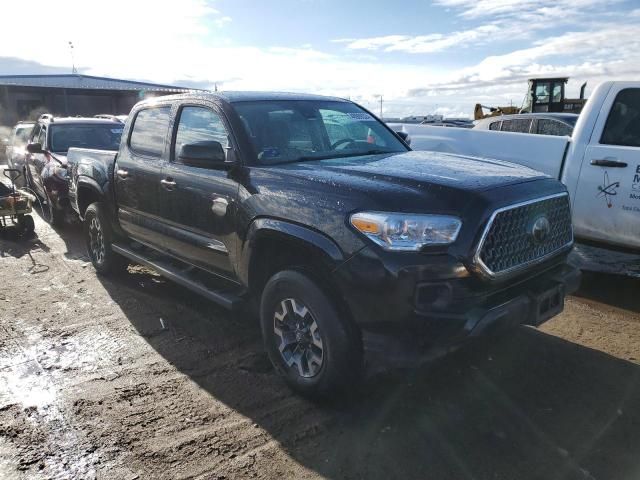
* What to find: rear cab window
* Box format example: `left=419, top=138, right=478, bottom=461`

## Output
left=129, top=106, right=172, bottom=157
left=600, top=88, right=640, bottom=147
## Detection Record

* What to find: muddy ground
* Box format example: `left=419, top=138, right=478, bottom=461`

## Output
left=2, top=207, right=640, bottom=480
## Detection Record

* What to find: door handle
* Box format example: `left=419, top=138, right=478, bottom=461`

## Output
left=116, top=168, right=129, bottom=178
left=160, top=178, right=177, bottom=190
left=591, top=158, right=628, bottom=168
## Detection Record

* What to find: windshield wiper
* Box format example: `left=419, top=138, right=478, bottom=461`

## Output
left=294, top=149, right=395, bottom=162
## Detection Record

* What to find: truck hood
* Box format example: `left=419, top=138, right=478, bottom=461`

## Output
left=273, top=150, right=547, bottom=192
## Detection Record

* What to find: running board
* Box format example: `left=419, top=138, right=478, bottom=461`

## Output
left=111, top=243, right=243, bottom=311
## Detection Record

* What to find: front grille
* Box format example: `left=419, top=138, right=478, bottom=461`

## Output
left=476, top=194, right=573, bottom=276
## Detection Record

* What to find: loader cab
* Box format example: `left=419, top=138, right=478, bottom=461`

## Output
left=527, top=78, right=567, bottom=113
left=523, top=77, right=587, bottom=114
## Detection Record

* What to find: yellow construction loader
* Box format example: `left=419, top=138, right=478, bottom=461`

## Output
left=474, top=77, right=588, bottom=120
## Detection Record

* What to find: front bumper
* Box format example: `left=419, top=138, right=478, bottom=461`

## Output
left=332, top=247, right=581, bottom=364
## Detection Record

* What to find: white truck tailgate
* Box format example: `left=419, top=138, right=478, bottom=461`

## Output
left=399, top=125, right=570, bottom=179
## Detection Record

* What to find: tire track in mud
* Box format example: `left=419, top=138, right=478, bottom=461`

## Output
left=1, top=213, right=333, bottom=478
left=4, top=203, right=640, bottom=479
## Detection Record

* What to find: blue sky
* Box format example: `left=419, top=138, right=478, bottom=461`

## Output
left=1, top=0, right=639, bottom=117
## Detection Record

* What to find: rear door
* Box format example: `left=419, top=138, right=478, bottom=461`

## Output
left=158, top=104, right=239, bottom=280
left=572, top=86, right=640, bottom=249
left=114, top=105, right=172, bottom=249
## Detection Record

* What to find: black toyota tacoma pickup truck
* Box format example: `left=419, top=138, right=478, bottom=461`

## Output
left=68, top=92, right=580, bottom=398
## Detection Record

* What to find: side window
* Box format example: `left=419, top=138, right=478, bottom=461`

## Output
left=488, top=121, right=501, bottom=131
left=173, top=106, right=228, bottom=162
left=601, top=88, right=640, bottom=147
left=501, top=118, right=531, bottom=133
left=537, top=119, right=572, bottom=137
left=129, top=106, right=171, bottom=157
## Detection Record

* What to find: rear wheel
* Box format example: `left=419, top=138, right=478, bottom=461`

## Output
left=260, top=270, right=362, bottom=399
left=84, top=202, right=128, bottom=274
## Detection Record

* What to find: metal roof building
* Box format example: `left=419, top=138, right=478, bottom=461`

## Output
left=0, top=74, right=195, bottom=126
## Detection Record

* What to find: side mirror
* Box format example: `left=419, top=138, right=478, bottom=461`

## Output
left=178, top=141, right=228, bottom=169
left=396, top=131, right=411, bottom=146
left=26, top=142, right=44, bottom=154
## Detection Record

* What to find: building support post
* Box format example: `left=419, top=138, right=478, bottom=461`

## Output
left=63, top=89, right=69, bottom=116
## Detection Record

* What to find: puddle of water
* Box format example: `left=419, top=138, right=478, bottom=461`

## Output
left=0, top=360, right=57, bottom=409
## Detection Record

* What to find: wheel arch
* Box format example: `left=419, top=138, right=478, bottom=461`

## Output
left=76, top=177, right=105, bottom=220
left=240, top=217, right=345, bottom=291
left=241, top=218, right=361, bottom=348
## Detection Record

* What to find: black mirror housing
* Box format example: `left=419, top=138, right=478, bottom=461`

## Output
left=395, top=131, right=411, bottom=146
left=26, top=142, right=44, bottom=154
left=178, top=141, right=229, bottom=169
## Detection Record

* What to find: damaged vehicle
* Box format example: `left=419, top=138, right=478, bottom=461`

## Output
left=68, top=92, right=580, bottom=399
left=25, top=114, right=123, bottom=225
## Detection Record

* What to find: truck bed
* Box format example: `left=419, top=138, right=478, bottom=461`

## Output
left=67, top=147, right=118, bottom=216
left=394, top=124, right=570, bottom=179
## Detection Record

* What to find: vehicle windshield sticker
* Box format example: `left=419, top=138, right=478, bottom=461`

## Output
left=347, top=112, right=376, bottom=122
left=111, top=128, right=124, bottom=134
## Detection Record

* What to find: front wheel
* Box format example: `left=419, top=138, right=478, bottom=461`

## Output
left=44, top=189, right=64, bottom=227
left=84, top=202, right=128, bottom=275
left=260, top=270, right=362, bottom=399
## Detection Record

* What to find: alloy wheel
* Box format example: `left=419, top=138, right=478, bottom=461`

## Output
left=273, top=298, right=324, bottom=378
left=88, top=217, right=106, bottom=265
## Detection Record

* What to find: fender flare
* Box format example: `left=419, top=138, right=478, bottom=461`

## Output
left=238, top=217, right=345, bottom=286
left=75, top=176, right=106, bottom=218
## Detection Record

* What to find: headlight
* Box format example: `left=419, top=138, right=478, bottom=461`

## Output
left=53, top=164, right=68, bottom=180
left=350, top=211, right=461, bottom=251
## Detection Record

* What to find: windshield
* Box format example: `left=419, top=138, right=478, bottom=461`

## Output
left=234, top=100, right=408, bottom=164
left=49, top=124, right=123, bottom=152
left=14, top=125, right=34, bottom=146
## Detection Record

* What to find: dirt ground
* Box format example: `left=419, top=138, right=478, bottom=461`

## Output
left=2, top=206, right=640, bottom=480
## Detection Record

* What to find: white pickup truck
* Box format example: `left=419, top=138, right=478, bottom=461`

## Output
left=400, top=81, right=640, bottom=259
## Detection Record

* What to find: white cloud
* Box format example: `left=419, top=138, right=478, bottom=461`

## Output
left=435, top=0, right=615, bottom=20
left=335, top=0, right=621, bottom=55
left=335, top=25, right=501, bottom=54
left=0, top=0, right=636, bottom=119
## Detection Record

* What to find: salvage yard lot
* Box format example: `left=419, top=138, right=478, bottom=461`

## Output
left=2, top=213, right=640, bottom=480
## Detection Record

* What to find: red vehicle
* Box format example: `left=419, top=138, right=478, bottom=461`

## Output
left=25, top=114, right=123, bottom=225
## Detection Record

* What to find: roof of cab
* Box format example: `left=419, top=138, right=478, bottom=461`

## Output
left=140, top=91, right=350, bottom=105
left=38, top=117, right=124, bottom=125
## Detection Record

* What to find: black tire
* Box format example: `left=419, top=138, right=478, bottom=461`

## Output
left=260, top=270, right=362, bottom=399
left=17, top=214, right=35, bottom=236
left=44, top=189, right=64, bottom=227
left=84, top=202, right=128, bottom=275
